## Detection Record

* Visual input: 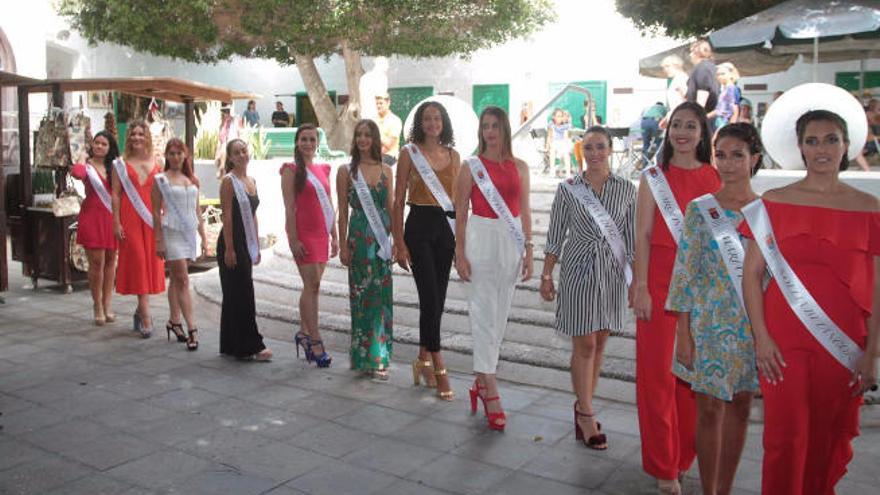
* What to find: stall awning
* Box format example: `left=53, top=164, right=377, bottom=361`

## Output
left=22, top=76, right=260, bottom=104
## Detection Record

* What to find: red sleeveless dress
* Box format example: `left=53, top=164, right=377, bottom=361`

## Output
left=115, top=161, right=165, bottom=295
left=740, top=200, right=880, bottom=494
left=281, top=162, right=332, bottom=264
left=636, top=163, right=720, bottom=480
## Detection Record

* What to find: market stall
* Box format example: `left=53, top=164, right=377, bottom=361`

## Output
left=2, top=73, right=258, bottom=292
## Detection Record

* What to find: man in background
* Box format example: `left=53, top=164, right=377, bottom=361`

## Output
left=375, top=93, right=402, bottom=165
left=686, top=39, right=719, bottom=132
left=272, top=101, right=291, bottom=127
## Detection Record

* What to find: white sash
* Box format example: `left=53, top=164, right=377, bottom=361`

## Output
left=742, top=199, right=863, bottom=371
left=155, top=174, right=198, bottom=257
left=305, top=166, right=334, bottom=235
left=466, top=156, right=525, bottom=257
left=694, top=194, right=746, bottom=310
left=563, top=178, right=632, bottom=285
left=404, top=143, right=456, bottom=234
left=85, top=163, right=112, bottom=214
left=642, top=163, right=684, bottom=246
left=113, top=158, right=153, bottom=228
left=349, top=165, right=392, bottom=260
left=227, top=173, right=260, bottom=263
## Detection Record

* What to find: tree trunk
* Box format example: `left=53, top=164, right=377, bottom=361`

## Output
left=293, top=52, right=340, bottom=140
left=293, top=48, right=364, bottom=151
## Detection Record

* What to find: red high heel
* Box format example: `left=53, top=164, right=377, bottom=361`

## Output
left=574, top=401, right=607, bottom=450
left=469, top=378, right=506, bottom=431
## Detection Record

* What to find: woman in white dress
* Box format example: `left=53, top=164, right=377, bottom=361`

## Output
left=151, top=138, right=207, bottom=350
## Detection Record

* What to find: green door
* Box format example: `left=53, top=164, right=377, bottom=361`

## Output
left=296, top=91, right=336, bottom=126
left=388, top=86, right=433, bottom=138
left=836, top=71, right=880, bottom=91
left=547, top=81, right=607, bottom=128
left=472, top=84, right=510, bottom=116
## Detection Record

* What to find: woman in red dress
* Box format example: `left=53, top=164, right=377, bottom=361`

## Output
left=112, top=120, right=165, bottom=338
left=742, top=110, right=880, bottom=494
left=281, top=124, right=339, bottom=367
left=631, top=102, right=720, bottom=494
left=71, top=131, right=119, bottom=325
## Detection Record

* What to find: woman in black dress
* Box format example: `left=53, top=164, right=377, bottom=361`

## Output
left=218, top=139, right=273, bottom=360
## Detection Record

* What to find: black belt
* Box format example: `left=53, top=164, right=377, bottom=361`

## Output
left=408, top=204, right=456, bottom=219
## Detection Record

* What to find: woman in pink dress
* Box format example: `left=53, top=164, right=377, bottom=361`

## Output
left=71, top=131, right=120, bottom=325
left=281, top=124, right=339, bottom=367
left=112, top=120, right=165, bottom=338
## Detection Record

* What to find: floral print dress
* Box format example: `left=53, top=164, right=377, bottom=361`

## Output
left=665, top=201, right=759, bottom=401
left=347, top=173, right=393, bottom=371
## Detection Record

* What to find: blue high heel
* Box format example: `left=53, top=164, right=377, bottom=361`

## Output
left=294, top=331, right=310, bottom=359
left=306, top=339, right=332, bottom=368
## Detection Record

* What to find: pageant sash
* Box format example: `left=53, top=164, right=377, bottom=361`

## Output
left=563, top=178, right=632, bottom=285
left=227, top=173, right=260, bottom=263
left=85, top=163, right=112, bottom=214
left=113, top=158, right=153, bottom=228
left=466, top=156, right=525, bottom=257
left=305, top=166, right=334, bottom=235
left=642, top=163, right=684, bottom=246
left=404, top=143, right=456, bottom=234
left=155, top=174, right=199, bottom=257
left=742, top=199, right=862, bottom=371
left=349, top=164, right=392, bottom=261
left=694, top=193, right=745, bottom=310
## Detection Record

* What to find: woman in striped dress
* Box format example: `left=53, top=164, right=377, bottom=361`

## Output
left=540, top=126, right=636, bottom=450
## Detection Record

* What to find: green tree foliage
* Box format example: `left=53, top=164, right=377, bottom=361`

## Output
left=58, top=0, right=554, bottom=147
left=615, top=0, right=785, bottom=38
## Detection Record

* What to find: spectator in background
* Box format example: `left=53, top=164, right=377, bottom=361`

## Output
left=728, top=64, right=742, bottom=123
left=641, top=102, right=667, bottom=164
left=375, top=93, right=403, bottom=165
left=686, top=39, right=720, bottom=133
left=738, top=98, right=754, bottom=125
left=547, top=108, right=573, bottom=177
left=272, top=101, right=291, bottom=128
left=242, top=100, right=260, bottom=127
left=855, top=98, right=879, bottom=171
left=660, top=55, right=689, bottom=129
left=709, top=63, right=737, bottom=131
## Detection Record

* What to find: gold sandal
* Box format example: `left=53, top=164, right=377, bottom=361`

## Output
left=411, top=359, right=437, bottom=388
left=434, top=368, right=455, bottom=401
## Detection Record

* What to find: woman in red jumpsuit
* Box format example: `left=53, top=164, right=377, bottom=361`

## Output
left=742, top=109, right=879, bottom=494
left=631, top=102, right=720, bottom=494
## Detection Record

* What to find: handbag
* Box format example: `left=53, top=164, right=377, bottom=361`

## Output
left=52, top=175, right=82, bottom=217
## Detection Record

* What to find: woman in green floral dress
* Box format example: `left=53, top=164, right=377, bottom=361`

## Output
left=336, top=120, right=395, bottom=378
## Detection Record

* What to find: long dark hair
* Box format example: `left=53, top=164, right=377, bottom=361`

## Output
left=164, top=138, right=199, bottom=186
left=407, top=101, right=455, bottom=147
left=714, top=123, right=764, bottom=176
left=90, top=130, right=119, bottom=178
left=659, top=101, right=711, bottom=170
left=795, top=110, right=850, bottom=171
left=294, top=123, right=318, bottom=194
left=583, top=125, right=612, bottom=148
left=349, top=120, right=382, bottom=180
left=478, top=106, right=513, bottom=160
left=224, top=138, right=247, bottom=173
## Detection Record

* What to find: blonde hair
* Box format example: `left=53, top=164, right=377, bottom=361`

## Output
left=718, top=62, right=740, bottom=82
left=661, top=55, right=684, bottom=70
left=122, top=119, right=153, bottom=159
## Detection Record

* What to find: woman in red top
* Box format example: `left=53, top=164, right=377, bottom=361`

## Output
left=742, top=110, right=880, bottom=494
left=281, top=124, right=339, bottom=367
left=631, top=102, right=720, bottom=494
left=454, top=106, right=533, bottom=431
left=71, top=131, right=119, bottom=325
left=112, top=120, right=166, bottom=338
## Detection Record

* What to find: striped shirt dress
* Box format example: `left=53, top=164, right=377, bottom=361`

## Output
left=544, top=174, right=636, bottom=336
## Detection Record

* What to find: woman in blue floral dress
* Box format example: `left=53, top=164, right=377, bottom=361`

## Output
left=665, top=123, right=761, bottom=495
left=337, top=120, right=394, bottom=378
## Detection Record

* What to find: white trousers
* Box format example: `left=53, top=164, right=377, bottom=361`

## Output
left=466, top=215, right=522, bottom=374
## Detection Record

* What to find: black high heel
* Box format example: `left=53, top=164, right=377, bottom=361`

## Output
left=166, top=321, right=187, bottom=343
left=294, top=331, right=310, bottom=359
left=186, top=329, right=199, bottom=351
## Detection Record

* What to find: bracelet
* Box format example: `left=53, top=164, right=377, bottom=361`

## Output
left=541, top=274, right=553, bottom=281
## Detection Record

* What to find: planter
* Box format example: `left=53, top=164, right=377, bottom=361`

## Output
left=33, top=193, right=55, bottom=207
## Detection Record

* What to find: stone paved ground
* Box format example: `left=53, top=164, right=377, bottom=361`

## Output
left=1, top=261, right=879, bottom=495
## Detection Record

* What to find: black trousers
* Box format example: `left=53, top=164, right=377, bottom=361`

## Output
left=404, top=205, right=455, bottom=352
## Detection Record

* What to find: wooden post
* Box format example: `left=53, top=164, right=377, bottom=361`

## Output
left=184, top=98, right=195, bottom=158
left=17, top=85, right=29, bottom=208
left=0, top=83, right=6, bottom=292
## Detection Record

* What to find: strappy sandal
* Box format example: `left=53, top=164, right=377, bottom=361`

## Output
left=574, top=402, right=607, bottom=450
left=166, top=321, right=187, bottom=343
left=411, top=359, right=437, bottom=388
left=186, top=328, right=199, bottom=351
left=434, top=368, right=455, bottom=401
